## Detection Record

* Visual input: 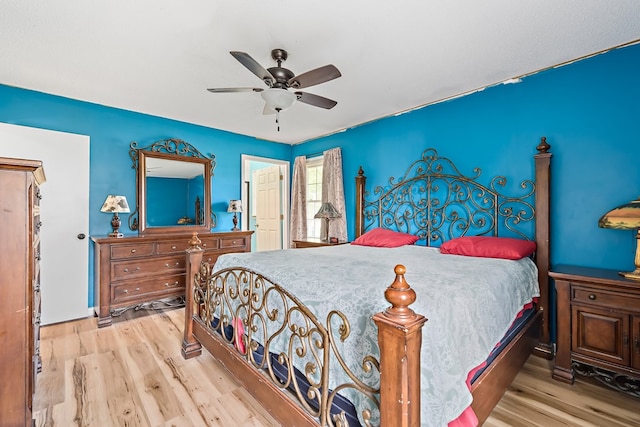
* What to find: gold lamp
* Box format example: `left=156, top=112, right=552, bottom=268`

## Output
left=100, top=195, right=130, bottom=238
left=598, top=197, right=640, bottom=280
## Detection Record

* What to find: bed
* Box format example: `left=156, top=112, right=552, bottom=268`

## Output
left=181, top=138, right=553, bottom=426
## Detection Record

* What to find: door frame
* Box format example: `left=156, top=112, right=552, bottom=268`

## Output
left=241, top=155, right=290, bottom=249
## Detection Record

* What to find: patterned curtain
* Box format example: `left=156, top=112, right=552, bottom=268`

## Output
left=289, top=155, right=307, bottom=244
left=321, top=147, right=347, bottom=241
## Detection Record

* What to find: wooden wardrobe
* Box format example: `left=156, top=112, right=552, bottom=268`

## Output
left=0, top=157, right=46, bottom=426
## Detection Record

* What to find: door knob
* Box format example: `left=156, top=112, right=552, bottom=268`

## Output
left=77, top=233, right=86, bottom=240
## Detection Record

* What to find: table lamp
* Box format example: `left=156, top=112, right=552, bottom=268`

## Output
left=314, top=202, right=341, bottom=242
left=100, top=195, right=130, bottom=238
left=228, top=199, right=242, bottom=231
left=598, top=197, right=640, bottom=280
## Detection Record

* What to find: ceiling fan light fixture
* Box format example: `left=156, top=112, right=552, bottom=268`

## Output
left=261, top=88, right=296, bottom=111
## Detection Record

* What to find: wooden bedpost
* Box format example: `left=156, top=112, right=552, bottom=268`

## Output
left=182, top=232, right=204, bottom=359
left=533, top=137, right=553, bottom=359
left=355, top=166, right=366, bottom=238
left=373, top=265, right=427, bottom=427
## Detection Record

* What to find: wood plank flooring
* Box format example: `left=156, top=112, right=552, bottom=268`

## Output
left=33, top=308, right=640, bottom=426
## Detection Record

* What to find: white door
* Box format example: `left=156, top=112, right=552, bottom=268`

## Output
left=254, top=165, right=282, bottom=251
left=0, top=123, right=89, bottom=325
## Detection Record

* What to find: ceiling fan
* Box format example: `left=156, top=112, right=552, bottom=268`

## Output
left=207, top=49, right=341, bottom=131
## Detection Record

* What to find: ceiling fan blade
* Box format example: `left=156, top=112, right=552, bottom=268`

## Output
left=207, top=87, right=263, bottom=93
left=230, top=51, right=275, bottom=85
left=288, top=65, right=341, bottom=89
left=294, top=92, right=337, bottom=109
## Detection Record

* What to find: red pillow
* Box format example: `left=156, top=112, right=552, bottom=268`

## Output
left=439, top=236, right=536, bottom=260
left=351, top=228, right=419, bottom=248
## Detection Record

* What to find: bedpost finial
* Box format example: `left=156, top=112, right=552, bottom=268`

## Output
left=383, top=264, right=417, bottom=319
left=189, top=232, right=201, bottom=248
left=357, top=165, right=364, bottom=177
left=536, top=137, right=550, bottom=153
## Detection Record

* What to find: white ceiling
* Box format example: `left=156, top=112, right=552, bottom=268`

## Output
left=2, top=1, right=640, bottom=145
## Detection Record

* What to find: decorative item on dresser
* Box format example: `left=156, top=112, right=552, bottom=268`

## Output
left=551, top=265, right=640, bottom=397
left=92, top=231, right=253, bottom=328
left=0, top=157, right=46, bottom=426
left=598, top=197, right=640, bottom=280
left=100, top=194, right=130, bottom=238
left=227, top=199, right=242, bottom=231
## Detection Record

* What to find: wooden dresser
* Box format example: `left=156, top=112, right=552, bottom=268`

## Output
left=551, top=265, right=640, bottom=392
left=92, top=231, right=252, bottom=327
left=0, top=157, right=46, bottom=427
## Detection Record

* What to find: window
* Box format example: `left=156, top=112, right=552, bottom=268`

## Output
left=306, top=157, right=323, bottom=239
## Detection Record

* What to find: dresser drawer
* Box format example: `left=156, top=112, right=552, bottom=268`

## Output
left=157, top=240, right=191, bottom=255
left=220, top=235, right=247, bottom=249
left=111, top=274, right=186, bottom=304
left=111, top=256, right=185, bottom=280
left=111, top=243, right=155, bottom=259
left=572, top=285, right=640, bottom=309
left=199, top=237, right=219, bottom=250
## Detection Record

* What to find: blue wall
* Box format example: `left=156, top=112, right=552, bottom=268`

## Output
left=293, top=43, right=640, bottom=273
left=2, top=42, right=639, bottom=312
left=0, top=85, right=292, bottom=306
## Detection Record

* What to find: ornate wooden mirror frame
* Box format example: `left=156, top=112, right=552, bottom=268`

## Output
left=128, top=138, right=216, bottom=234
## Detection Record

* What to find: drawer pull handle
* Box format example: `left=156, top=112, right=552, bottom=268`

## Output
left=164, top=281, right=179, bottom=287
left=588, top=294, right=596, bottom=300
left=202, top=243, right=207, bottom=247
left=171, top=245, right=177, bottom=250
left=233, top=240, right=237, bottom=245
left=123, top=267, right=141, bottom=273
left=131, top=249, right=136, bottom=253
left=165, top=262, right=180, bottom=268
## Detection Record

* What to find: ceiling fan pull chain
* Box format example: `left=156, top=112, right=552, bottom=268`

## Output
left=276, top=108, right=281, bottom=131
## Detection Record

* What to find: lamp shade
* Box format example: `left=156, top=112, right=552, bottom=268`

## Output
left=228, top=199, right=243, bottom=213
left=100, top=195, right=130, bottom=213
left=314, top=202, right=341, bottom=219
left=598, top=198, right=640, bottom=230
left=261, top=88, right=296, bottom=111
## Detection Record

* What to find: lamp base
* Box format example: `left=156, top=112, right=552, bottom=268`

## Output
left=619, top=269, right=640, bottom=281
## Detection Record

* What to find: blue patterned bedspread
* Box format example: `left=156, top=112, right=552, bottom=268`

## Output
left=214, top=244, right=539, bottom=426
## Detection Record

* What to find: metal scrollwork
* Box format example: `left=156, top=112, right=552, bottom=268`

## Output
left=363, top=147, right=536, bottom=244
left=572, top=362, right=640, bottom=398
left=193, top=266, right=381, bottom=426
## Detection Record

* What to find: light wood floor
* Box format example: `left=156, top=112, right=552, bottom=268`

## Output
left=33, top=308, right=640, bottom=427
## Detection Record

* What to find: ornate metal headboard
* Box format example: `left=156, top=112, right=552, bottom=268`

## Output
left=355, top=147, right=537, bottom=246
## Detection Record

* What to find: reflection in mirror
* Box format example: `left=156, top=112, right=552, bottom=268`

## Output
left=128, top=138, right=216, bottom=235
left=145, top=157, right=205, bottom=227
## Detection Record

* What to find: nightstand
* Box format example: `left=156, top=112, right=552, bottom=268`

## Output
left=550, top=265, right=640, bottom=394
left=293, top=238, right=349, bottom=248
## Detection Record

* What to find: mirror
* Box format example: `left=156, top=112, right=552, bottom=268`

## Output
left=129, top=139, right=215, bottom=234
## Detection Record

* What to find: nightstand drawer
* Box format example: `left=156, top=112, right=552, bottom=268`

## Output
left=572, top=285, right=640, bottom=309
